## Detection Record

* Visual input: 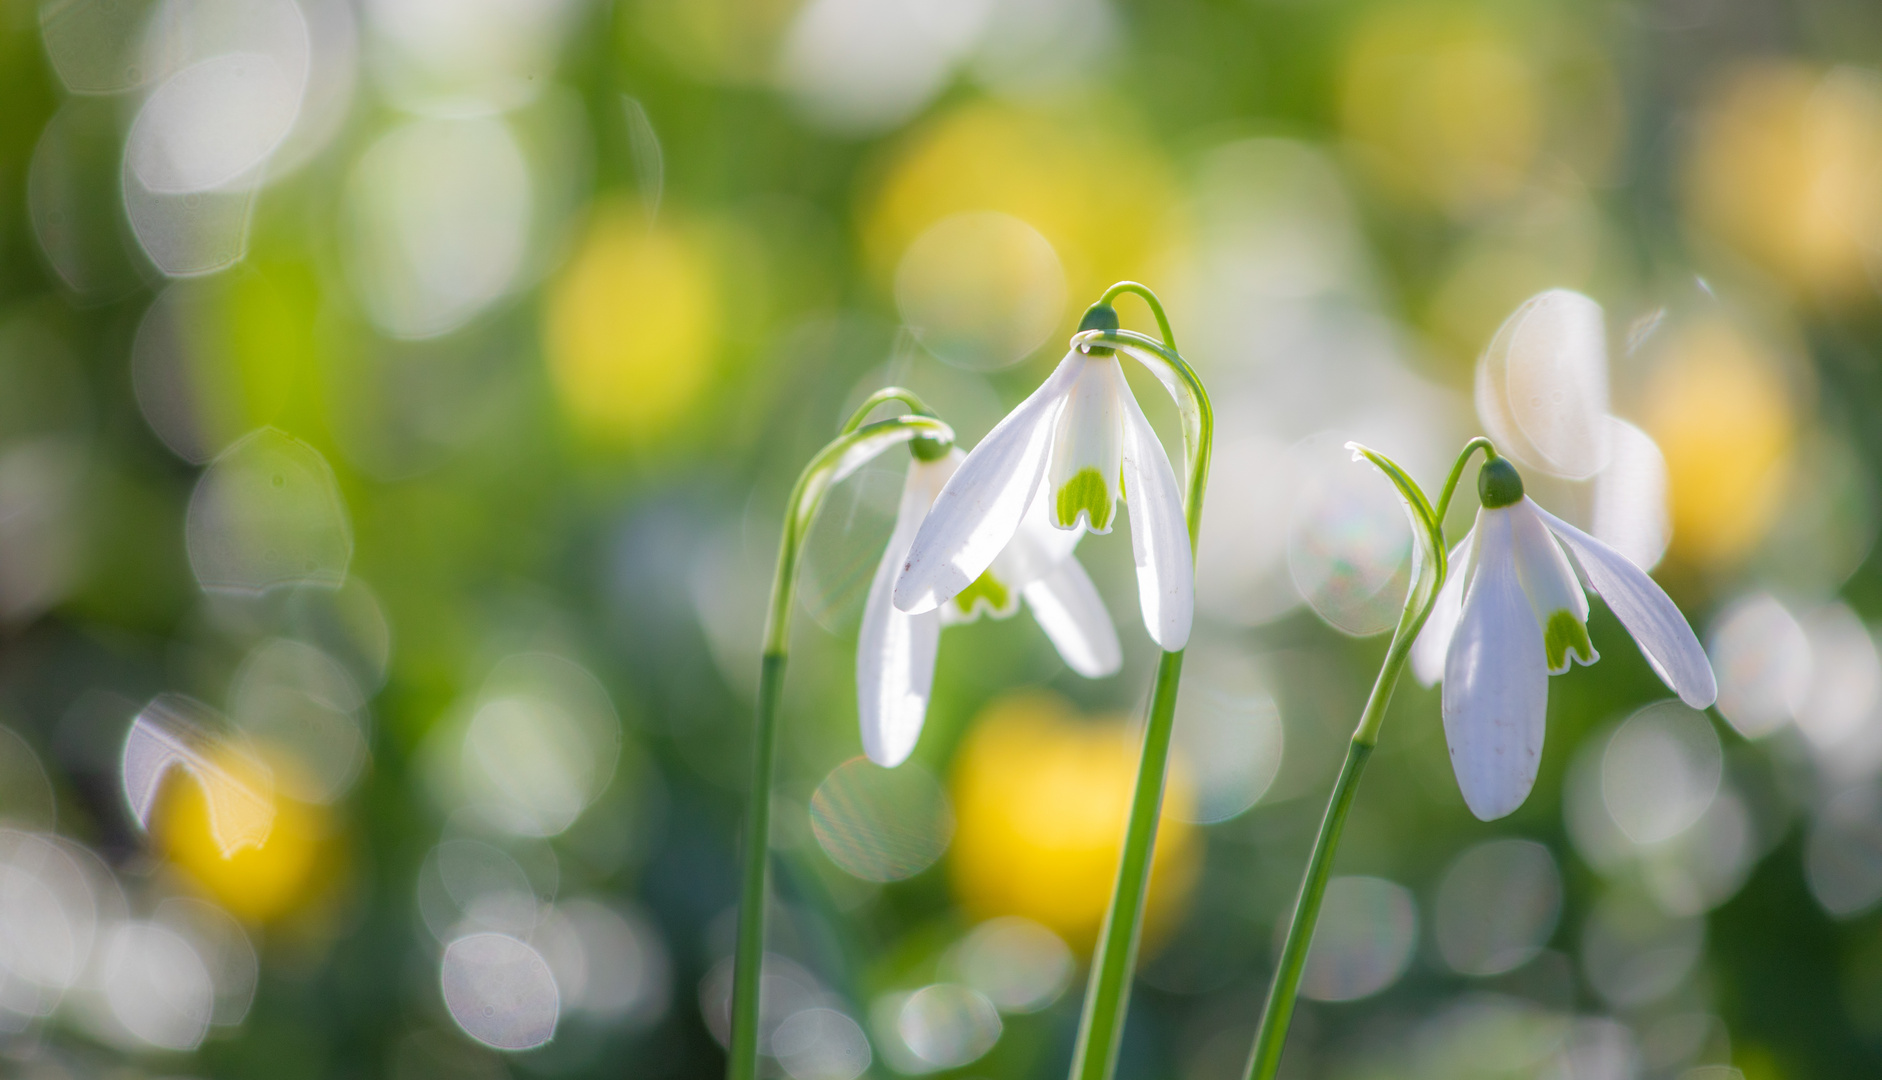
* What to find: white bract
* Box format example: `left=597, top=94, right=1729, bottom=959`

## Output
left=1413, top=459, right=1716, bottom=821
left=860, top=447, right=1119, bottom=767
left=891, top=343, right=1193, bottom=653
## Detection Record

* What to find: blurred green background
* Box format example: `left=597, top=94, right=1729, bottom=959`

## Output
left=3, top=0, right=1882, bottom=1077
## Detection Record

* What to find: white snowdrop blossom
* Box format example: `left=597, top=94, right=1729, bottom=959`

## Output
left=1412, top=457, right=1716, bottom=821
left=860, top=446, right=1121, bottom=767
left=891, top=330, right=1193, bottom=652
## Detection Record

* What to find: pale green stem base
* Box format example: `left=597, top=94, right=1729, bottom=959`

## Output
left=728, top=652, right=787, bottom=1080
left=1069, top=647, right=1186, bottom=1080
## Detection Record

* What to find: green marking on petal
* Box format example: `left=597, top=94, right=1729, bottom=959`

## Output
left=951, top=567, right=1016, bottom=621
left=1055, top=466, right=1114, bottom=531
left=1545, top=610, right=1595, bottom=671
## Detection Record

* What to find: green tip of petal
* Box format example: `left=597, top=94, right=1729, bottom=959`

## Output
left=1078, top=303, right=1119, bottom=354
left=1054, top=467, right=1115, bottom=531
left=1478, top=457, right=1525, bottom=508
left=950, top=568, right=1015, bottom=621
left=1545, top=610, right=1596, bottom=672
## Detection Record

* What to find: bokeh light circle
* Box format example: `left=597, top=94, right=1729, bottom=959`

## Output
left=809, top=756, right=953, bottom=882
left=1434, top=839, right=1563, bottom=977
left=1296, top=875, right=1417, bottom=1002
left=440, top=932, right=559, bottom=1051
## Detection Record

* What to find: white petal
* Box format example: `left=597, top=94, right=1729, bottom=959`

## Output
left=1046, top=354, right=1125, bottom=533
left=1411, top=526, right=1477, bottom=687
left=1475, top=289, right=1611, bottom=479
left=1023, top=557, right=1122, bottom=678
left=1443, top=508, right=1549, bottom=821
left=1510, top=499, right=1597, bottom=675
left=857, top=458, right=952, bottom=766
left=1119, top=379, right=1192, bottom=651
left=1591, top=416, right=1670, bottom=571
left=990, top=481, right=1083, bottom=590
left=893, top=353, right=1079, bottom=614
left=1533, top=504, right=1718, bottom=708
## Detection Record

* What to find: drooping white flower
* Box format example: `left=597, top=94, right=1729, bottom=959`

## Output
left=860, top=447, right=1120, bottom=767
left=891, top=340, right=1192, bottom=652
left=1412, top=457, right=1716, bottom=821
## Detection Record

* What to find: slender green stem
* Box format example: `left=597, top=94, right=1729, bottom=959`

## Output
left=728, top=409, right=953, bottom=1080
left=1069, top=648, right=1185, bottom=1080
left=1100, top=281, right=1179, bottom=353
left=1432, top=436, right=1497, bottom=530
left=727, top=653, right=785, bottom=1080
left=1242, top=437, right=1495, bottom=1080
left=839, top=387, right=936, bottom=435
left=1241, top=639, right=1406, bottom=1080
left=1066, top=284, right=1212, bottom=1080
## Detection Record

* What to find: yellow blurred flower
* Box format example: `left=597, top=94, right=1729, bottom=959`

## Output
left=1642, top=318, right=1796, bottom=568
left=1339, top=6, right=1541, bottom=213
left=1684, top=63, right=1882, bottom=303
left=949, top=693, right=1198, bottom=954
left=860, top=101, right=1177, bottom=335
left=155, top=747, right=331, bottom=923
left=544, top=203, right=720, bottom=446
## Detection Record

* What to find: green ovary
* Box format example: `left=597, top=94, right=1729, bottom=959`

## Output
left=951, top=568, right=1014, bottom=620
left=1054, top=467, right=1114, bottom=531
left=1545, top=610, right=1595, bottom=671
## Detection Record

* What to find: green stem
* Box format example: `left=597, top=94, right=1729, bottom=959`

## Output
left=1100, top=281, right=1179, bottom=353
left=728, top=409, right=953, bottom=1080
left=1241, top=636, right=1409, bottom=1080
left=1432, top=437, right=1496, bottom=530
left=1242, top=437, right=1493, bottom=1080
left=1066, top=285, right=1211, bottom=1080
left=727, top=652, right=785, bottom=1080
left=1069, top=647, right=1186, bottom=1080
left=839, top=387, right=937, bottom=434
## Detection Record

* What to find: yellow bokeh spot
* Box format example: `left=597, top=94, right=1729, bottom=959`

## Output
left=154, top=748, right=328, bottom=923
left=1642, top=319, right=1796, bottom=568
left=949, top=693, right=1198, bottom=954
left=544, top=204, right=720, bottom=445
left=860, top=101, right=1178, bottom=323
left=1684, top=63, right=1882, bottom=302
left=1340, top=6, right=1541, bottom=213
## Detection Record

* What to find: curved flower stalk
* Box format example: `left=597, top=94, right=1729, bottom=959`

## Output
left=1412, top=455, right=1717, bottom=820
left=859, top=444, right=1121, bottom=767
left=728, top=393, right=954, bottom=1080
left=897, top=282, right=1211, bottom=1080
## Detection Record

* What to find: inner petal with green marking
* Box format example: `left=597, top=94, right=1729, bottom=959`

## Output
left=1544, top=609, right=1596, bottom=672
left=1054, top=466, right=1115, bottom=532
left=948, top=566, right=1019, bottom=623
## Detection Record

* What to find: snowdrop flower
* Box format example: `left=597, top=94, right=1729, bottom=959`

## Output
left=1413, top=456, right=1716, bottom=820
left=860, top=445, right=1120, bottom=766
left=892, top=307, right=1193, bottom=651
